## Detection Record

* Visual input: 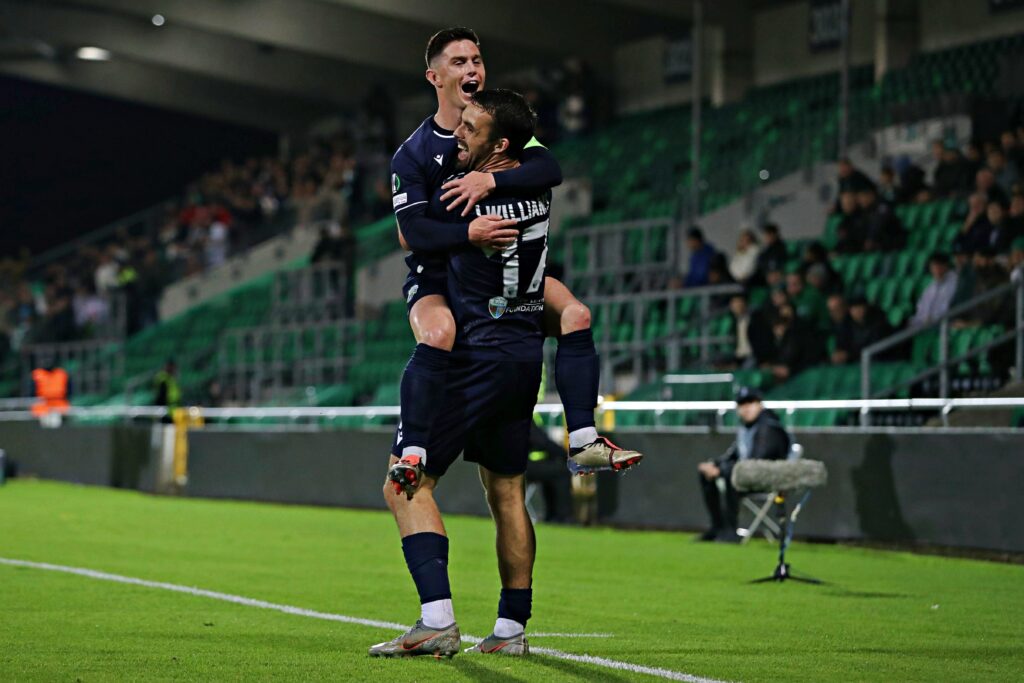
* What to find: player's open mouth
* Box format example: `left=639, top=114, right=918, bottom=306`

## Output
left=461, top=80, right=480, bottom=95
left=456, top=140, right=469, bottom=162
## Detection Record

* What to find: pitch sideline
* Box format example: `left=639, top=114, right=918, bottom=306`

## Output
left=0, top=556, right=729, bottom=683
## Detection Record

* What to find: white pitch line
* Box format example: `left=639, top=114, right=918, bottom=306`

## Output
left=530, top=632, right=612, bottom=638
left=0, top=557, right=730, bottom=683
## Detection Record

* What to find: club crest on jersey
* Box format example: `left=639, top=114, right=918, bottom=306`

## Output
left=488, top=296, right=508, bottom=319
left=391, top=173, right=400, bottom=194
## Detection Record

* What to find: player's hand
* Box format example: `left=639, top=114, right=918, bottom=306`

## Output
left=441, top=172, right=496, bottom=217
left=468, top=215, right=518, bottom=249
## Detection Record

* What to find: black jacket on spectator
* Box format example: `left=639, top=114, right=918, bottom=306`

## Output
left=862, top=202, right=907, bottom=251
left=756, top=240, right=787, bottom=279
left=835, top=308, right=893, bottom=361
left=773, top=317, right=825, bottom=375
left=715, top=408, right=792, bottom=482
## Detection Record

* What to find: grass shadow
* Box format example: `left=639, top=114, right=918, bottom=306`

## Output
left=450, top=656, right=530, bottom=683
left=530, top=652, right=632, bottom=682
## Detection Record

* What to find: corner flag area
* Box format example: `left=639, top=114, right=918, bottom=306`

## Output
left=1, top=480, right=1021, bottom=682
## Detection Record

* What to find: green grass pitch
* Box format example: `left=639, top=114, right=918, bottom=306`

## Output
left=1, top=479, right=1022, bottom=682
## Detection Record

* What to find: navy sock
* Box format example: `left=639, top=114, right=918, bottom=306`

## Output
left=497, top=588, right=533, bottom=627
left=399, top=344, right=450, bottom=453
left=401, top=532, right=452, bottom=604
left=555, top=329, right=599, bottom=433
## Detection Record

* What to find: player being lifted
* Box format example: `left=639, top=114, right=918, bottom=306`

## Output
left=388, top=27, right=642, bottom=492
left=371, top=88, right=551, bottom=658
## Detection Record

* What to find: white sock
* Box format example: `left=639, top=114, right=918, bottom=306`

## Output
left=421, top=599, right=455, bottom=629
left=569, top=426, right=599, bottom=449
left=493, top=617, right=525, bottom=638
left=402, top=445, right=426, bottom=462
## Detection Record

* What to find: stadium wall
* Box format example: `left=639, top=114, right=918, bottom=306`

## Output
left=4, top=424, right=1022, bottom=553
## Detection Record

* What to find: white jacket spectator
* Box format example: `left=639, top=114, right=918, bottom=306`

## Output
left=94, top=253, right=120, bottom=294
left=728, top=229, right=761, bottom=283
left=911, top=253, right=958, bottom=327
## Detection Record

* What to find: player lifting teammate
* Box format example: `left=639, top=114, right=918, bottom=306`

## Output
left=370, top=88, right=552, bottom=658
left=388, top=27, right=642, bottom=493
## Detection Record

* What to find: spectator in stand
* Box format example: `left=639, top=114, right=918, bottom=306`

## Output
left=932, top=141, right=965, bottom=198
left=1009, top=237, right=1024, bottom=272
left=1003, top=130, right=1024, bottom=170
left=976, top=167, right=1009, bottom=206
left=765, top=303, right=823, bottom=381
left=684, top=227, right=718, bottom=288
left=754, top=223, right=787, bottom=284
left=955, top=192, right=992, bottom=254
left=877, top=165, right=899, bottom=204
left=728, top=229, right=760, bottom=284
left=953, top=249, right=1013, bottom=330
left=835, top=191, right=865, bottom=254
left=987, top=147, right=1020, bottom=196
left=833, top=295, right=892, bottom=364
left=826, top=293, right=850, bottom=364
left=950, top=242, right=977, bottom=309
left=910, top=252, right=958, bottom=328
left=785, top=270, right=829, bottom=332
left=724, top=293, right=775, bottom=369
left=963, top=142, right=984, bottom=193
left=858, top=185, right=906, bottom=252
left=985, top=200, right=1022, bottom=253
left=836, top=157, right=875, bottom=197
left=93, top=249, right=119, bottom=294
left=800, top=242, right=842, bottom=294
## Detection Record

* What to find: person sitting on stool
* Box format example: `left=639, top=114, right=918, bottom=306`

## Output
left=697, top=387, right=791, bottom=542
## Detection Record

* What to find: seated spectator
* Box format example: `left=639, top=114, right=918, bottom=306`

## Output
left=754, top=223, right=787, bottom=283
left=93, top=249, right=120, bottom=295
left=950, top=242, right=977, bottom=309
left=1003, top=130, right=1024, bottom=171
left=878, top=165, right=899, bottom=204
left=985, top=200, right=1023, bottom=253
left=728, top=229, right=761, bottom=283
left=785, top=270, right=829, bottom=332
left=684, top=226, right=719, bottom=288
left=835, top=191, right=865, bottom=254
left=987, top=147, right=1020, bottom=196
left=955, top=192, right=993, bottom=254
left=932, top=140, right=966, bottom=198
left=953, top=249, right=1013, bottom=329
left=858, top=186, right=906, bottom=252
left=1009, top=237, right=1024, bottom=272
left=976, top=167, right=1009, bottom=206
left=836, top=157, right=875, bottom=198
left=766, top=303, right=823, bottom=381
left=897, top=160, right=928, bottom=204
left=910, top=252, right=958, bottom=328
left=827, top=293, right=850, bottom=363
left=833, top=295, right=892, bottom=364
left=696, top=387, right=792, bottom=543
left=800, top=242, right=842, bottom=294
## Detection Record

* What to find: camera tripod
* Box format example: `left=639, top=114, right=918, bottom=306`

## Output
left=751, top=489, right=823, bottom=585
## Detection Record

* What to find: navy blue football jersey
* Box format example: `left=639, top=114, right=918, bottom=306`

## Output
left=432, top=172, right=550, bottom=361
left=390, top=116, right=459, bottom=274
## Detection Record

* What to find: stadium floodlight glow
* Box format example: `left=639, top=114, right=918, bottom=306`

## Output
left=151, top=14, right=166, bottom=26
left=75, top=46, right=111, bottom=61
left=758, top=169, right=770, bottom=181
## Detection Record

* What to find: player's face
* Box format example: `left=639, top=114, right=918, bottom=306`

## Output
left=428, top=40, right=486, bottom=111
left=454, top=103, right=503, bottom=170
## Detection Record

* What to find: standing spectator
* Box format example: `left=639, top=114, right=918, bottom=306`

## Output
left=154, top=359, right=181, bottom=422
left=1002, top=130, right=1024, bottom=171
left=728, top=229, right=761, bottom=284
left=724, top=293, right=773, bottom=368
left=963, top=142, right=984, bottom=193
left=754, top=223, right=787, bottom=283
left=684, top=227, right=718, bottom=288
left=950, top=242, right=977, bottom=309
left=827, top=293, right=851, bottom=365
left=910, top=252, right=958, bottom=328
left=696, top=387, right=791, bottom=543
left=93, top=249, right=120, bottom=294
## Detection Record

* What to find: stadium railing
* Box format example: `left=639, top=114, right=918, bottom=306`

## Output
left=861, top=265, right=1024, bottom=422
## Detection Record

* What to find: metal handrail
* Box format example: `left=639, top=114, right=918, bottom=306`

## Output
left=861, top=265, right=1024, bottom=417
left=2, top=397, right=1023, bottom=422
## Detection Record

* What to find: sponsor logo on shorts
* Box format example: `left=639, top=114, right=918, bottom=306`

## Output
left=488, top=296, right=508, bottom=319
left=406, top=284, right=420, bottom=303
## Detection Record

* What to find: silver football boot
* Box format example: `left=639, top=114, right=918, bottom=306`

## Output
left=567, top=436, right=644, bottom=475
left=368, top=620, right=461, bottom=658
left=465, top=631, right=529, bottom=655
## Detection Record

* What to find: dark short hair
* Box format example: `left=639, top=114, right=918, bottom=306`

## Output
left=762, top=223, right=780, bottom=236
left=928, top=251, right=951, bottom=267
left=687, top=226, right=704, bottom=242
left=469, top=89, right=536, bottom=159
left=425, top=27, right=480, bottom=67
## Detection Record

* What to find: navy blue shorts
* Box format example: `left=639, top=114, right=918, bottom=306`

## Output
left=402, top=256, right=448, bottom=313
left=391, top=358, right=542, bottom=477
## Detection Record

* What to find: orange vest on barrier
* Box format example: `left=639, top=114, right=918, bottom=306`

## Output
left=32, top=368, right=70, bottom=416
